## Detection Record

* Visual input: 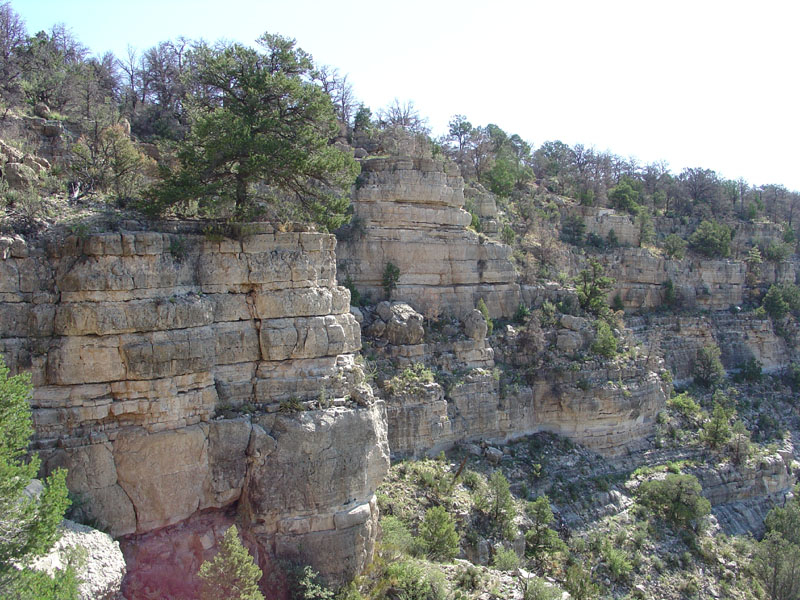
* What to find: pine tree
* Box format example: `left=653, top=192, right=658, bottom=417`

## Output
left=0, top=356, right=71, bottom=596
left=198, top=525, right=264, bottom=600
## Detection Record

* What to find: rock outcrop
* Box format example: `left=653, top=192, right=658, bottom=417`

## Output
left=370, top=308, right=666, bottom=458
left=336, top=156, right=520, bottom=318
left=0, top=227, right=389, bottom=591
left=628, top=313, right=794, bottom=383
left=601, top=248, right=746, bottom=310
left=30, top=518, right=126, bottom=600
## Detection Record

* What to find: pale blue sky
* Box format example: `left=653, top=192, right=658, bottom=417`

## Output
left=14, top=0, right=800, bottom=190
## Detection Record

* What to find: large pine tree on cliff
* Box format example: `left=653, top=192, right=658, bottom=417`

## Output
left=149, top=33, right=359, bottom=230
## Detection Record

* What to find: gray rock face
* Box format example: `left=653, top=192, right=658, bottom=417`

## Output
left=30, top=519, right=125, bottom=600
left=4, top=161, right=37, bottom=189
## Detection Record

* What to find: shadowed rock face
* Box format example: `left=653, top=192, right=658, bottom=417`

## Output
left=0, top=227, right=389, bottom=591
left=336, top=156, right=520, bottom=318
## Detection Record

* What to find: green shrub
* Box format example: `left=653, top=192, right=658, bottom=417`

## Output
left=591, top=320, right=617, bottom=358
left=524, top=496, right=566, bottom=566
left=382, top=262, right=400, bottom=299
left=637, top=473, right=711, bottom=531
left=763, top=283, right=800, bottom=319
left=788, top=363, right=800, bottom=391
left=563, top=564, right=599, bottom=600
left=477, top=298, right=493, bottom=335
left=575, top=259, right=615, bottom=316
left=608, top=178, right=640, bottom=214
left=693, top=344, right=724, bottom=387
left=476, top=470, right=516, bottom=538
left=600, top=541, right=632, bottom=582
left=418, top=506, right=460, bottom=562
left=455, top=565, right=483, bottom=592
left=514, top=303, right=531, bottom=324
left=560, top=214, right=585, bottom=245
left=0, top=357, right=71, bottom=597
left=501, top=224, right=516, bottom=245
left=381, top=561, right=448, bottom=600
left=199, top=525, right=264, bottom=600
left=668, top=392, right=701, bottom=419
left=383, top=363, right=435, bottom=397
left=689, top=220, right=732, bottom=258
left=735, top=357, right=762, bottom=382
left=701, top=403, right=732, bottom=450
left=663, top=234, right=687, bottom=259
left=611, top=293, right=624, bottom=312
left=765, top=240, right=792, bottom=262
left=663, top=278, right=677, bottom=307
left=381, top=515, right=414, bottom=557
left=491, top=546, right=520, bottom=571
left=522, top=577, right=563, bottom=600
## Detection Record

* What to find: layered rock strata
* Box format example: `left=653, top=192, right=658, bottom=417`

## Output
left=0, top=229, right=389, bottom=590
left=601, top=248, right=746, bottom=310
left=366, top=305, right=666, bottom=458
left=336, top=157, right=520, bottom=318
left=628, top=313, right=794, bottom=383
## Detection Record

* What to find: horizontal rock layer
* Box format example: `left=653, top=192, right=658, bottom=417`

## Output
left=337, top=156, right=520, bottom=318
left=0, top=229, right=388, bottom=588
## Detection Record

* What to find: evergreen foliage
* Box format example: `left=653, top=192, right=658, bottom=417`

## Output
left=477, top=298, right=493, bottom=335
left=689, top=220, right=732, bottom=258
left=591, top=320, right=617, bottom=358
left=525, top=496, right=566, bottom=567
left=637, top=473, right=711, bottom=531
left=198, top=525, right=264, bottom=600
left=148, top=33, right=359, bottom=228
left=693, top=344, right=725, bottom=387
left=0, top=356, right=71, bottom=597
left=663, top=234, right=687, bottom=259
left=382, top=261, right=400, bottom=299
left=418, top=506, right=460, bottom=562
left=701, top=403, right=732, bottom=449
left=575, top=259, right=615, bottom=317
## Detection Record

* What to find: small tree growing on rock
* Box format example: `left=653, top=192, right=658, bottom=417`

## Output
left=693, top=344, right=724, bottom=387
left=382, top=261, right=400, bottom=299
left=0, top=356, right=71, bottom=596
left=418, top=505, right=460, bottom=562
left=198, top=525, right=264, bottom=600
left=575, top=259, right=615, bottom=317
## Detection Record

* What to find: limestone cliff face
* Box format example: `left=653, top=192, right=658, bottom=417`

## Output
left=336, top=157, right=520, bottom=318
left=628, top=313, right=795, bottom=383
left=600, top=248, right=746, bottom=310
left=364, top=304, right=667, bottom=458
left=0, top=228, right=389, bottom=589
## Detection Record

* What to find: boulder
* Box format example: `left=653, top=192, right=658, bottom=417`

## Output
left=30, top=519, right=125, bottom=600
left=464, top=309, right=488, bottom=341
left=23, top=153, right=50, bottom=175
left=485, top=446, right=504, bottom=464
left=4, top=161, right=38, bottom=190
left=42, top=121, right=63, bottom=137
left=384, top=302, right=425, bottom=345
left=560, top=314, right=589, bottom=331
left=0, top=139, right=24, bottom=163
left=556, top=330, right=583, bottom=352
left=34, top=102, right=51, bottom=118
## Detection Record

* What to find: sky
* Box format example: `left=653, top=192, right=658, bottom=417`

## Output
left=13, top=0, right=800, bottom=190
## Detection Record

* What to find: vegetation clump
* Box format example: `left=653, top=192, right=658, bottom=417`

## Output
left=0, top=356, right=73, bottom=597
left=198, top=525, right=264, bottom=600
